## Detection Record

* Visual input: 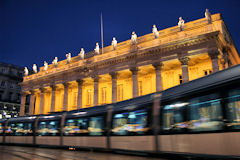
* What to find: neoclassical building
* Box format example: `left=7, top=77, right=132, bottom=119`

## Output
left=20, top=13, right=240, bottom=116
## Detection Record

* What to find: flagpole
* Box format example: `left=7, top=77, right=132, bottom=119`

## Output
left=101, top=12, right=104, bottom=54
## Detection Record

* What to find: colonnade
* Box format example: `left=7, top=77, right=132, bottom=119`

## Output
left=20, top=52, right=223, bottom=116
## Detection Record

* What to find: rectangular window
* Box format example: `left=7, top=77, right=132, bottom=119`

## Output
left=112, top=108, right=149, bottom=135
left=161, top=103, right=187, bottom=133
left=73, top=92, right=78, bottom=107
left=0, top=81, right=6, bottom=88
left=101, top=87, right=107, bottom=104
left=0, top=123, right=3, bottom=135
left=87, top=90, right=92, bottom=106
left=204, top=69, right=212, bottom=75
left=89, top=116, right=104, bottom=136
left=179, top=75, right=183, bottom=84
left=37, top=120, right=60, bottom=136
left=9, top=82, right=14, bottom=89
left=6, top=122, right=33, bottom=136
left=64, top=118, right=88, bottom=136
left=117, top=84, right=123, bottom=101
left=226, top=89, right=240, bottom=130
left=187, top=94, right=223, bottom=132
left=138, top=81, right=143, bottom=96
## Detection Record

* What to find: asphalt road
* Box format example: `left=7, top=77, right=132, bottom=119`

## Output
left=0, top=145, right=167, bottom=160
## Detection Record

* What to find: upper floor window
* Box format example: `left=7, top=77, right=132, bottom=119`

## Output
left=101, top=87, right=107, bottom=104
left=0, top=81, right=6, bottom=88
left=138, top=81, right=143, bottom=96
left=204, top=69, right=212, bottom=75
left=117, top=84, right=123, bottom=101
left=87, top=90, right=92, bottom=106
left=9, top=82, right=14, bottom=89
left=179, top=75, right=183, bottom=84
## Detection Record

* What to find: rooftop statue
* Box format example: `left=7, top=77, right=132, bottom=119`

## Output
left=131, top=31, right=137, bottom=44
left=52, top=57, right=58, bottom=67
left=79, top=48, right=85, bottom=59
left=178, top=17, right=185, bottom=31
left=152, top=24, right=159, bottom=38
left=33, top=64, right=37, bottom=73
left=66, top=53, right=71, bottom=63
left=24, top=67, right=28, bottom=76
left=94, top=42, right=100, bottom=54
left=205, top=9, right=212, bottom=24
left=112, top=37, right=117, bottom=50
left=43, top=61, right=48, bottom=71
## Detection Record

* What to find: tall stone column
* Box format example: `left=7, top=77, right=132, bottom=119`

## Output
left=153, top=62, right=163, bottom=92
left=93, top=76, right=99, bottom=106
left=76, top=79, right=83, bottom=109
left=179, top=56, right=190, bottom=83
left=20, top=92, right=27, bottom=116
left=39, top=88, right=45, bottom=114
left=130, top=67, right=139, bottom=98
left=209, top=52, right=220, bottom=73
left=110, top=72, right=117, bottom=103
left=63, top=82, right=70, bottom=111
left=29, top=90, right=36, bottom=115
left=50, top=85, right=57, bottom=112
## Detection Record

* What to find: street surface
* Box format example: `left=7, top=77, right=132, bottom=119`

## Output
left=0, top=145, right=167, bottom=160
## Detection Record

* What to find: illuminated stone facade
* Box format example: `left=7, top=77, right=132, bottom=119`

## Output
left=20, top=13, right=240, bottom=116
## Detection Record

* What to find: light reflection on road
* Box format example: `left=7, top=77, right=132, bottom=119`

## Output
left=0, top=145, right=167, bottom=160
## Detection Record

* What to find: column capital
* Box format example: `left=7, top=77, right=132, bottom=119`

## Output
left=178, top=56, right=190, bottom=65
left=21, top=92, right=28, bottom=96
left=92, top=75, right=99, bottom=82
left=76, top=79, right=83, bottom=85
left=130, top=67, right=139, bottom=75
left=50, top=85, right=57, bottom=91
left=30, top=90, right=36, bottom=95
left=208, top=51, right=220, bottom=59
left=152, top=62, right=164, bottom=70
left=63, top=82, right=71, bottom=88
left=39, top=87, right=48, bottom=93
left=110, top=72, right=118, bottom=79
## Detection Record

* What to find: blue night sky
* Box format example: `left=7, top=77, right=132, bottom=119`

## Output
left=1, top=0, right=240, bottom=69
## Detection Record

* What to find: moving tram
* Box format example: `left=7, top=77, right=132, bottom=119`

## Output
left=1, top=65, right=240, bottom=159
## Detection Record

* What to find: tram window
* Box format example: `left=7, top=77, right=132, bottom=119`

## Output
left=88, top=116, right=104, bottom=136
left=161, top=103, right=187, bottom=133
left=112, top=109, right=149, bottom=135
left=226, top=89, right=240, bottom=130
left=187, top=94, right=223, bottom=132
left=64, top=118, right=88, bottom=136
left=37, top=120, right=60, bottom=136
left=0, top=123, right=3, bottom=135
left=6, top=123, right=32, bottom=136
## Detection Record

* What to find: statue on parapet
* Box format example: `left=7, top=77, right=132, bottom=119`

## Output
left=152, top=24, right=159, bottom=38
left=205, top=9, right=212, bottom=24
left=43, top=61, right=48, bottom=71
left=24, top=67, right=28, bottom=76
left=94, top=42, right=100, bottom=54
left=131, top=31, right=137, bottom=44
left=33, top=64, right=37, bottom=73
left=79, top=48, right=85, bottom=59
left=52, top=57, right=58, bottom=67
left=112, top=37, right=117, bottom=50
left=178, top=17, right=185, bottom=31
left=66, top=53, right=71, bottom=63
